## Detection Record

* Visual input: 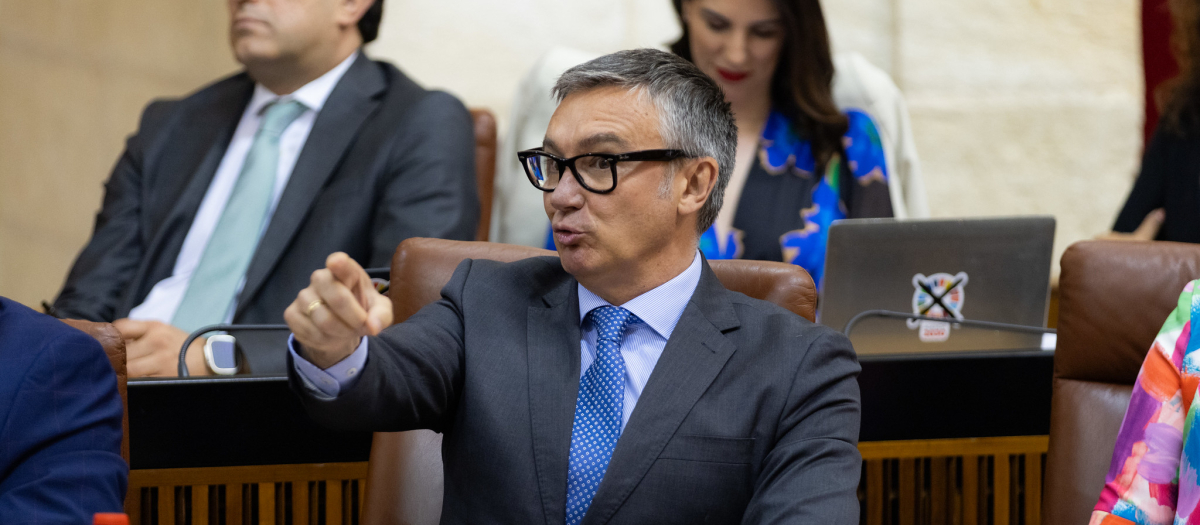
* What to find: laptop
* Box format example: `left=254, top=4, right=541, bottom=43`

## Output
left=818, top=216, right=1055, bottom=356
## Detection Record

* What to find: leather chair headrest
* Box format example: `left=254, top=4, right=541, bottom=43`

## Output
left=389, top=238, right=817, bottom=323
left=1056, top=240, right=1200, bottom=384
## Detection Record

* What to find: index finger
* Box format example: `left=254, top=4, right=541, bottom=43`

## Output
left=327, top=252, right=373, bottom=310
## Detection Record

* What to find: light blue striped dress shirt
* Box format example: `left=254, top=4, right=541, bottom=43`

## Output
left=291, top=251, right=703, bottom=409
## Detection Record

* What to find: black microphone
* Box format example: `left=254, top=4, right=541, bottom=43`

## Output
left=842, top=310, right=1057, bottom=336
left=178, top=324, right=290, bottom=377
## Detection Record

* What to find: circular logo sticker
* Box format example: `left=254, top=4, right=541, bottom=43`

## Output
left=908, top=272, right=969, bottom=342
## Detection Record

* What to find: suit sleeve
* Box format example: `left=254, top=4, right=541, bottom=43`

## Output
left=289, top=259, right=473, bottom=433
left=743, top=329, right=863, bottom=525
left=53, top=101, right=173, bottom=321
left=367, top=92, right=480, bottom=268
left=0, top=330, right=128, bottom=521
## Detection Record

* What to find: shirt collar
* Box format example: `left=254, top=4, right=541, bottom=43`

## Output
left=577, top=251, right=703, bottom=340
left=246, top=51, right=359, bottom=117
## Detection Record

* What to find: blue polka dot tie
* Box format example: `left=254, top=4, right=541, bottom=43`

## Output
left=565, top=306, right=638, bottom=525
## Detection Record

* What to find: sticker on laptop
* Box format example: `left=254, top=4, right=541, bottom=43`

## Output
left=907, top=272, right=968, bottom=342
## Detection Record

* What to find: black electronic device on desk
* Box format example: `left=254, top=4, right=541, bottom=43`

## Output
left=128, top=357, right=1052, bottom=466
left=856, top=349, right=1053, bottom=441
left=127, top=376, right=373, bottom=469
left=843, top=310, right=1056, bottom=441
left=125, top=323, right=372, bottom=470
left=129, top=353, right=1052, bottom=470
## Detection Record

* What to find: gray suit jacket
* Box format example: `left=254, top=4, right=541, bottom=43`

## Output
left=54, top=52, right=478, bottom=330
left=291, top=256, right=862, bottom=524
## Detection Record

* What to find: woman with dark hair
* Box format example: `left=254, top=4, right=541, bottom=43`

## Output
left=1109, top=0, right=1200, bottom=243
left=671, top=0, right=892, bottom=285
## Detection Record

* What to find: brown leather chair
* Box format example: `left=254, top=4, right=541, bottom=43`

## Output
left=60, top=319, right=129, bottom=463
left=1043, top=240, right=1200, bottom=524
left=469, top=109, right=497, bottom=242
left=361, top=238, right=817, bottom=525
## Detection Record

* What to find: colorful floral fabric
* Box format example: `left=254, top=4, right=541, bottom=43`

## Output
left=699, top=108, right=891, bottom=286
left=1092, top=280, right=1200, bottom=525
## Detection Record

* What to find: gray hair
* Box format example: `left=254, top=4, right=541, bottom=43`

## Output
left=552, top=48, right=737, bottom=235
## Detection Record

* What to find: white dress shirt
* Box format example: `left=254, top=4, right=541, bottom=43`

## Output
left=129, top=52, right=358, bottom=325
left=291, top=251, right=705, bottom=427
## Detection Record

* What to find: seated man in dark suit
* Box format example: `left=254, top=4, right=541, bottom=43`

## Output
left=0, top=297, right=126, bottom=521
left=285, top=49, right=861, bottom=523
left=52, top=0, right=478, bottom=377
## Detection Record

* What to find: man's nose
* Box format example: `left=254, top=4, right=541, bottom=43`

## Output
left=548, top=168, right=587, bottom=211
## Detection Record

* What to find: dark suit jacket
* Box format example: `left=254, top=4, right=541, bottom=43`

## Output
left=291, top=256, right=862, bottom=524
left=54, top=51, right=478, bottom=331
left=0, top=297, right=127, bottom=522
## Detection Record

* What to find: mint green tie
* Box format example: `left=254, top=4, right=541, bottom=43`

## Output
left=172, top=99, right=308, bottom=333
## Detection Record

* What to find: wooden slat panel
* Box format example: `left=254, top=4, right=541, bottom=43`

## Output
left=260, top=482, right=276, bottom=525
left=867, top=459, right=884, bottom=525
left=228, top=484, right=243, bottom=525
left=962, top=455, right=978, bottom=525
left=899, top=459, right=915, bottom=525
left=130, top=462, right=369, bottom=487
left=124, top=446, right=1053, bottom=525
left=193, top=485, right=208, bottom=525
left=949, top=458, right=962, bottom=525
left=930, top=457, right=947, bottom=525
left=327, top=480, right=343, bottom=525
left=295, top=481, right=311, bottom=525
left=1026, top=454, right=1042, bottom=525
left=859, top=436, right=1048, bottom=460
left=158, top=487, right=174, bottom=525
left=126, top=486, right=142, bottom=525
left=358, top=479, right=366, bottom=523
left=994, top=455, right=1010, bottom=525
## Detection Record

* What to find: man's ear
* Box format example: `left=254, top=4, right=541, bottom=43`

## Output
left=336, top=0, right=375, bottom=30
left=677, top=157, right=719, bottom=217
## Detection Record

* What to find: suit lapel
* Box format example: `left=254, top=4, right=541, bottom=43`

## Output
left=584, top=263, right=741, bottom=524
left=528, top=278, right=582, bottom=525
left=120, top=78, right=253, bottom=316
left=235, top=53, right=387, bottom=315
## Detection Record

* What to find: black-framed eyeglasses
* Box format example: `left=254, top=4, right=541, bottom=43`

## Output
left=517, top=148, right=693, bottom=194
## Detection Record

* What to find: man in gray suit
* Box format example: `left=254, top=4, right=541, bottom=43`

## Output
left=53, top=0, right=478, bottom=377
left=286, top=49, right=861, bottom=524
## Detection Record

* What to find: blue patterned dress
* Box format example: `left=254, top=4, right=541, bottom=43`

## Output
left=699, top=109, right=892, bottom=286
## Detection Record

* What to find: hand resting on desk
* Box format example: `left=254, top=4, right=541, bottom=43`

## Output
left=285, top=252, right=392, bottom=369
left=114, top=318, right=208, bottom=377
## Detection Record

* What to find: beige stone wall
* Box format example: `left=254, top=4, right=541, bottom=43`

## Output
left=893, top=0, right=1142, bottom=275
left=0, top=0, right=1142, bottom=307
left=368, top=0, right=681, bottom=127
left=0, top=0, right=237, bottom=308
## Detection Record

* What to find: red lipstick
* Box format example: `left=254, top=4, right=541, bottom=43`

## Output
left=717, top=69, right=749, bottom=82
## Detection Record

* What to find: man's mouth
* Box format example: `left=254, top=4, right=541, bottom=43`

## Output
left=553, top=226, right=585, bottom=246
left=232, top=15, right=267, bottom=30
